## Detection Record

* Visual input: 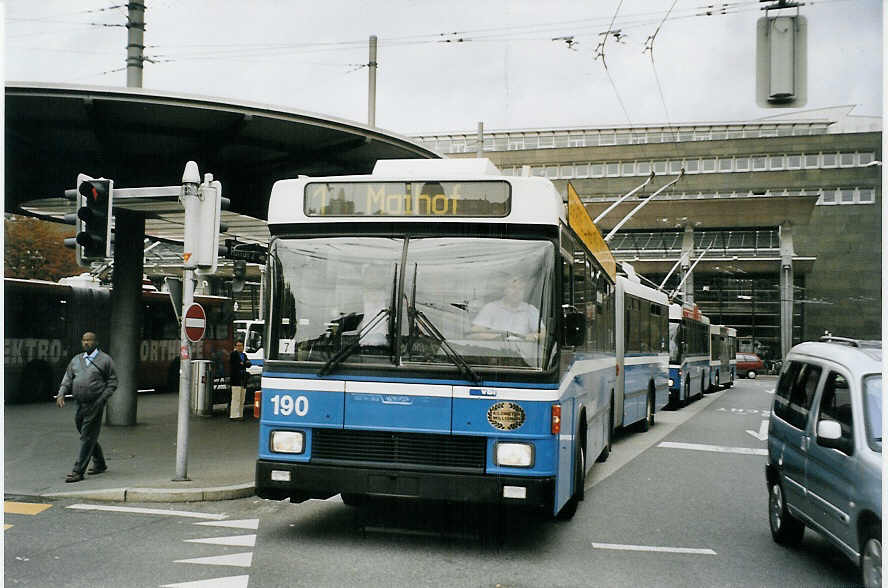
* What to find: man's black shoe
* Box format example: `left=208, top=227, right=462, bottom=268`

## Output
left=87, top=466, right=107, bottom=475
left=65, top=472, right=84, bottom=483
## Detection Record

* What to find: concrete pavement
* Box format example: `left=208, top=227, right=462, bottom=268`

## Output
left=5, top=393, right=258, bottom=502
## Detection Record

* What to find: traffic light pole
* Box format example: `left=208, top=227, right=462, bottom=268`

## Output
left=173, top=163, right=201, bottom=481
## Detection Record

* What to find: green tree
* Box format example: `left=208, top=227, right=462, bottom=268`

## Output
left=4, top=215, right=82, bottom=281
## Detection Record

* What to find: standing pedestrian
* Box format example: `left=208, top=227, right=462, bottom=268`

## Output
left=56, top=331, right=117, bottom=483
left=229, top=340, right=252, bottom=420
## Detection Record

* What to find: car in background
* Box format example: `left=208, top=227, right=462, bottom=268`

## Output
left=735, top=352, right=764, bottom=379
left=765, top=336, right=882, bottom=588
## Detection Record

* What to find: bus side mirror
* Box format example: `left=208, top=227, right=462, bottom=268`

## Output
left=562, top=306, right=585, bottom=347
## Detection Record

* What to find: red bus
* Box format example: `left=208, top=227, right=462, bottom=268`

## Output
left=4, top=277, right=234, bottom=403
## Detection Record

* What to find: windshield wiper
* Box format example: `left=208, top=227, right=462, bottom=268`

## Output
left=404, top=271, right=481, bottom=384
left=318, top=308, right=390, bottom=377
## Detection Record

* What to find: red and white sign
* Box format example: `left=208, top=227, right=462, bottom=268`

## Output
left=184, top=302, right=207, bottom=343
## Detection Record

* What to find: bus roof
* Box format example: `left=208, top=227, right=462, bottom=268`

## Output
left=617, top=275, right=669, bottom=306
left=669, top=302, right=710, bottom=325
left=267, top=158, right=563, bottom=227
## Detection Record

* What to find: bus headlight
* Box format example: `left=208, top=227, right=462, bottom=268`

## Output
left=668, top=378, right=674, bottom=387
left=271, top=431, right=305, bottom=454
left=495, top=442, right=534, bottom=467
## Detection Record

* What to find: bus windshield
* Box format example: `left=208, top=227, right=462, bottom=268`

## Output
left=269, top=236, right=554, bottom=371
left=669, top=321, right=681, bottom=363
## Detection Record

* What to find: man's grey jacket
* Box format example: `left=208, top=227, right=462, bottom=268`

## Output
left=58, top=351, right=118, bottom=404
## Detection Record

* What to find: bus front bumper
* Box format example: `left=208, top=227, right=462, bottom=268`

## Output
left=255, top=460, right=554, bottom=507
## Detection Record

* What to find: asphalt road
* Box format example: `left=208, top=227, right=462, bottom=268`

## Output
left=4, top=377, right=866, bottom=587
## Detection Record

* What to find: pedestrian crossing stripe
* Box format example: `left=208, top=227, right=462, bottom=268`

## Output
left=185, top=534, right=256, bottom=547
left=193, top=519, right=259, bottom=530
left=160, top=575, right=249, bottom=588
left=174, top=552, right=253, bottom=567
left=4, top=502, right=52, bottom=515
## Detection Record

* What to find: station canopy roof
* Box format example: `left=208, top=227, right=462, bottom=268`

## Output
left=6, top=82, right=440, bottom=247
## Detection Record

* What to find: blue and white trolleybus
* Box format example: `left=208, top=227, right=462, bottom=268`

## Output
left=667, top=303, right=711, bottom=406
left=254, top=160, right=617, bottom=519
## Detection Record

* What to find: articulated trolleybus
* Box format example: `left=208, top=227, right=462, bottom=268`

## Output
left=255, top=159, right=617, bottom=519
left=614, top=272, right=670, bottom=430
left=667, top=303, right=711, bottom=406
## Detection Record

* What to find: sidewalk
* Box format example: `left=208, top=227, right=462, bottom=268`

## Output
left=4, top=393, right=258, bottom=503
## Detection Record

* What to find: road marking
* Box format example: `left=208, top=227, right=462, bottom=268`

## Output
left=591, top=542, right=717, bottom=555
left=5, top=501, right=52, bottom=515
left=174, top=552, right=253, bottom=567
left=658, top=441, right=767, bottom=456
left=185, top=534, right=256, bottom=547
left=194, top=518, right=259, bottom=530
left=67, top=504, right=227, bottom=520
left=160, top=575, right=250, bottom=588
left=745, top=420, right=769, bottom=441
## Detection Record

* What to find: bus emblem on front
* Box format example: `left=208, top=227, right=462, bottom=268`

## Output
left=487, top=402, right=526, bottom=431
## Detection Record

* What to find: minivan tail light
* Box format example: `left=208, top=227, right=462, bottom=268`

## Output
left=551, top=404, right=562, bottom=435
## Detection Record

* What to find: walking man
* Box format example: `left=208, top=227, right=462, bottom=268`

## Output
left=229, top=340, right=252, bottom=420
left=56, top=331, right=117, bottom=483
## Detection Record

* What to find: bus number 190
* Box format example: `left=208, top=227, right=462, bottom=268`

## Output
left=269, top=393, right=309, bottom=417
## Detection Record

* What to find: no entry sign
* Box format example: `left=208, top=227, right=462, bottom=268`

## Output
left=184, top=302, right=207, bottom=342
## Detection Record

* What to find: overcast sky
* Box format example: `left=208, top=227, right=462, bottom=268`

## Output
left=3, top=0, right=883, bottom=136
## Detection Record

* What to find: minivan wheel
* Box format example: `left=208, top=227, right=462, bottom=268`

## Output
left=769, top=481, right=804, bottom=545
left=747, top=370, right=757, bottom=379
left=861, top=523, right=881, bottom=588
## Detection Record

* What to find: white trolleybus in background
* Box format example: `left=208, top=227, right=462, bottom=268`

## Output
left=708, top=324, right=737, bottom=392
left=614, top=270, right=670, bottom=431
left=255, top=159, right=618, bottom=520
left=667, top=303, right=711, bottom=407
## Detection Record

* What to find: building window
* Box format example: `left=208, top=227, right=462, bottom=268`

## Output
left=787, top=154, right=802, bottom=169
left=820, top=189, right=837, bottom=205
left=804, top=153, right=819, bottom=168
left=502, top=167, right=514, bottom=176
left=653, top=161, right=667, bottom=174
left=508, top=138, right=524, bottom=150
left=569, top=134, right=584, bottom=147
left=554, top=134, right=569, bottom=148
left=606, top=162, right=620, bottom=177
left=684, top=159, right=699, bottom=173
left=752, top=156, right=767, bottom=171
left=584, top=133, right=598, bottom=146
left=637, top=161, right=651, bottom=175
left=859, top=189, right=876, bottom=203
left=840, top=189, right=855, bottom=203
left=560, top=165, right=574, bottom=178
left=859, top=152, right=876, bottom=166
left=822, top=152, right=838, bottom=167
left=524, top=136, right=538, bottom=149
left=776, top=126, right=792, bottom=137
left=546, top=166, right=559, bottom=178
left=839, top=152, right=856, bottom=167
left=760, top=127, right=778, bottom=137
left=711, top=130, right=726, bottom=140
left=727, top=130, right=743, bottom=139
left=539, top=135, right=554, bottom=148
left=702, top=158, right=716, bottom=172
left=718, top=158, right=733, bottom=172
left=599, top=132, right=615, bottom=146
left=670, top=160, right=683, bottom=174
left=575, top=163, right=589, bottom=178
left=769, top=155, right=785, bottom=170
left=678, top=131, right=694, bottom=142
left=437, top=139, right=451, bottom=152
left=647, top=132, right=661, bottom=143
left=633, top=132, right=647, bottom=144
left=532, top=166, right=546, bottom=177
left=735, top=157, right=750, bottom=171
left=615, top=133, right=631, bottom=145
left=622, top=162, right=635, bottom=176
left=590, top=163, right=604, bottom=177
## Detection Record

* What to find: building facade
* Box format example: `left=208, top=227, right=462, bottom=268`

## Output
left=413, top=107, right=882, bottom=363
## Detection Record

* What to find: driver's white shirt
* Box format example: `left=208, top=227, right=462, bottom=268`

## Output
left=473, top=299, right=539, bottom=335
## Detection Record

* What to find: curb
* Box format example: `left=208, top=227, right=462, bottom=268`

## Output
left=41, top=482, right=255, bottom=503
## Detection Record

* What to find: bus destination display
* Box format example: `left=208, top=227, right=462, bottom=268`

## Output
left=304, top=181, right=510, bottom=217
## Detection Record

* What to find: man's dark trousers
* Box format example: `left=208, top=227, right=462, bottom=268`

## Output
left=73, top=399, right=106, bottom=474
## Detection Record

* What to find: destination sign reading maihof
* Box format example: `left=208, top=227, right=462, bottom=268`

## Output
left=304, top=181, right=510, bottom=217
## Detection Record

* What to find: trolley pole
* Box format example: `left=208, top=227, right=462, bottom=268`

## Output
left=368, top=35, right=377, bottom=127
left=173, top=162, right=201, bottom=481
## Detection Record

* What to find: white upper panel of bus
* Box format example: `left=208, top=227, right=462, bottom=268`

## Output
left=669, top=302, right=711, bottom=325
left=710, top=324, right=722, bottom=335
left=617, top=275, right=669, bottom=306
left=266, top=158, right=565, bottom=227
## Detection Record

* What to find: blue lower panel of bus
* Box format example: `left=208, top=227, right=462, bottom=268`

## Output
left=255, top=459, right=554, bottom=507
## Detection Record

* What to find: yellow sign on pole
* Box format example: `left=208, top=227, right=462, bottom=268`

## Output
left=567, top=183, right=616, bottom=281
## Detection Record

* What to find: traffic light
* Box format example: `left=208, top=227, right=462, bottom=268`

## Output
left=66, top=174, right=113, bottom=261
left=232, top=259, right=246, bottom=293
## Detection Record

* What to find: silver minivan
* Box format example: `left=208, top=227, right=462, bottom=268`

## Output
left=766, top=337, right=882, bottom=587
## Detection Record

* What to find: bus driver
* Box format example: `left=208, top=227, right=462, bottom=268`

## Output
left=471, top=275, right=542, bottom=341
